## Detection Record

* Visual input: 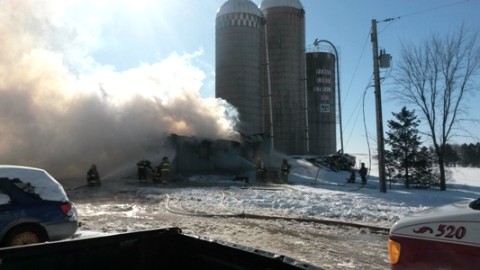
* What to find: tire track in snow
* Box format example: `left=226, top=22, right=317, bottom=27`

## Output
left=164, top=191, right=389, bottom=235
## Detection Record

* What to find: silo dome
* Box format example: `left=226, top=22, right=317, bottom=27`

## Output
left=260, top=0, right=303, bottom=10
left=217, top=0, right=263, bottom=17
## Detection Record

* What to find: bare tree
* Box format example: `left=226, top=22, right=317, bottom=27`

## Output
left=394, top=26, right=480, bottom=191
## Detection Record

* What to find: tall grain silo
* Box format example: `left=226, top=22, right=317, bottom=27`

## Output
left=215, top=0, right=265, bottom=136
left=306, top=51, right=337, bottom=155
left=260, top=0, right=307, bottom=155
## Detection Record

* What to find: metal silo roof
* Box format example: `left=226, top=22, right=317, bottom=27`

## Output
left=217, top=0, right=263, bottom=17
left=260, top=0, right=303, bottom=10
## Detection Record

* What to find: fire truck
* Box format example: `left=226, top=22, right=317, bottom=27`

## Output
left=388, top=198, right=480, bottom=269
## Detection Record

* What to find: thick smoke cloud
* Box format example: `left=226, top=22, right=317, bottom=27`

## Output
left=0, top=1, right=238, bottom=180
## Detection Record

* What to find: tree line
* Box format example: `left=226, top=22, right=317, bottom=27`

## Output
left=444, top=143, right=480, bottom=167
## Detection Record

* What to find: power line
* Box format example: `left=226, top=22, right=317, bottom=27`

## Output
left=361, top=78, right=373, bottom=176
left=374, top=0, right=471, bottom=28
left=344, top=77, right=373, bottom=151
left=395, top=0, right=471, bottom=19
left=341, top=30, right=371, bottom=151
left=342, top=30, right=371, bottom=109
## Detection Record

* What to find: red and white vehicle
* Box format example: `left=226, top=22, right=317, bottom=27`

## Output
left=388, top=199, right=480, bottom=269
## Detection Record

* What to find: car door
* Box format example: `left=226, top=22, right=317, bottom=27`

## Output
left=0, top=186, right=17, bottom=235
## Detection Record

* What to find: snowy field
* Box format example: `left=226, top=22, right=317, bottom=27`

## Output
left=65, top=155, right=480, bottom=269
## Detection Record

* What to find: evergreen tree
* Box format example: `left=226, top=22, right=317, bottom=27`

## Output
left=475, top=143, right=480, bottom=167
left=460, top=143, right=477, bottom=167
left=443, top=144, right=460, bottom=167
left=411, top=146, right=434, bottom=188
left=384, top=150, right=397, bottom=180
left=450, top=144, right=463, bottom=166
left=385, top=107, right=422, bottom=189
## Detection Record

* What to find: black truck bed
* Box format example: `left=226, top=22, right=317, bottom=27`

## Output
left=0, top=227, right=321, bottom=270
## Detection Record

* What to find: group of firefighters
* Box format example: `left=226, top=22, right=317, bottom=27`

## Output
left=86, top=157, right=171, bottom=187
left=347, top=162, right=368, bottom=184
left=87, top=156, right=368, bottom=187
left=255, top=157, right=291, bottom=183
left=136, top=157, right=171, bottom=184
left=87, top=156, right=290, bottom=186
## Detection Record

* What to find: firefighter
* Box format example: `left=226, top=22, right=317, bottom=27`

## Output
left=255, top=157, right=265, bottom=182
left=87, top=164, right=101, bottom=187
left=152, top=165, right=162, bottom=183
left=347, top=168, right=356, bottom=183
left=159, top=157, right=170, bottom=184
left=137, top=159, right=152, bottom=182
left=359, top=162, right=368, bottom=184
left=280, top=159, right=290, bottom=183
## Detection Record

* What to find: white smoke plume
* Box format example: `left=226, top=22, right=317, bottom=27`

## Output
left=0, top=0, right=239, bottom=180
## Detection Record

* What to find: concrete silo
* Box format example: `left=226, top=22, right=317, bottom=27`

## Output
left=306, top=51, right=337, bottom=155
left=260, top=0, right=307, bottom=155
left=215, top=0, right=265, bottom=136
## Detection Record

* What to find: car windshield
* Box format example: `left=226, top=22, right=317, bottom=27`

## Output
left=0, top=189, right=10, bottom=205
left=0, top=167, right=68, bottom=202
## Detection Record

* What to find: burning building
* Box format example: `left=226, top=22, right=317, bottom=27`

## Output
left=167, top=134, right=255, bottom=177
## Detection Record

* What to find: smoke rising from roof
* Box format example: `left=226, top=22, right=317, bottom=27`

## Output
left=0, top=1, right=238, bottom=179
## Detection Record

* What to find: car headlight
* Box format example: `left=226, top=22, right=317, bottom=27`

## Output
left=388, top=239, right=401, bottom=264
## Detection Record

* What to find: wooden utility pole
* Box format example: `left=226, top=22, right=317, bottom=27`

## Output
left=371, top=19, right=387, bottom=193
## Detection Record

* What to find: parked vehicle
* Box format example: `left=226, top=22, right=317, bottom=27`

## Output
left=388, top=198, right=480, bottom=269
left=0, top=165, right=78, bottom=247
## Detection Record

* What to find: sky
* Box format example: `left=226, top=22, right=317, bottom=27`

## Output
left=0, top=0, right=479, bottom=178
left=305, top=0, right=480, bottom=154
left=88, top=0, right=480, bottom=153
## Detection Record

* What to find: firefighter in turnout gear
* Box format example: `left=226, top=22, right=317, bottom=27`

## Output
left=137, top=159, right=152, bottom=182
left=152, top=164, right=162, bottom=183
left=359, top=162, right=368, bottom=184
left=280, top=159, right=290, bottom=183
left=255, top=157, right=266, bottom=182
left=347, top=168, right=356, bottom=183
left=87, top=164, right=101, bottom=187
left=159, top=157, right=170, bottom=184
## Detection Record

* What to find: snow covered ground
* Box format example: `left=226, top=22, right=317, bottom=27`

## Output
left=64, top=155, right=480, bottom=269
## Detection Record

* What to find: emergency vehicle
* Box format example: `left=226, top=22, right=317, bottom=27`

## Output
left=388, top=198, right=480, bottom=269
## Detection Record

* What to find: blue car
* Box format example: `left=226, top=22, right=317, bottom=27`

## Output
left=0, top=165, right=78, bottom=247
